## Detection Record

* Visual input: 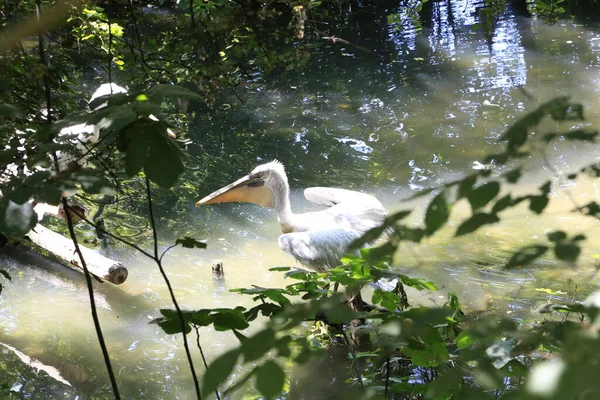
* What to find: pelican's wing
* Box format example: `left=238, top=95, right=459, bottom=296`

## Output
left=304, top=187, right=377, bottom=207
left=278, top=229, right=361, bottom=272
left=304, top=187, right=388, bottom=234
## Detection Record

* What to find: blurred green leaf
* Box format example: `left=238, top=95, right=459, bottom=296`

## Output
left=0, top=150, right=17, bottom=166
left=150, top=309, right=192, bottom=335
left=0, top=103, right=20, bottom=118
left=202, top=349, right=240, bottom=396
left=457, top=174, right=477, bottom=199
left=212, top=309, right=249, bottom=331
left=491, top=194, right=513, bottom=214
left=256, top=360, right=285, bottom=399
left=241, top=328, right=275, bottom=362
left=268, top=266, right=291, bottom=271
left=547, top=231, right=567, bottom=243
left=456, top=331, right=476, bottom=349
left=98, top=107, right=137, bottom=135
left=88, top=92, right=130, bottom=111
left=350, top=210, right=411, bottom=249
left=398, top=275, right=438, bottom=291
left=504, top=168, right=521, bottom=183
left=0, top=270, right=11, bottom=281
left=425, top=192, right=449, bottom=236
left=0, top=199, right=37, bottom=236
left=144, top=134, right=184, bottom=188
left=504, top=245, right=548, bottom=269
left=147, top=84, right=203, bottom=103
left=125, top=128, right=150, bottom=177
left=175, top=236, right=207, bottom=249
left=404, top=342, right=449, bottom=367
left=467, top=182, right=500, bottom=211
left=71, top=169, right=113, bottom=195
left=554, top=243, right=581, bottom=262
left=529, top=195, right=549, bottom=214
left=455, top=213, right=500, bottom=236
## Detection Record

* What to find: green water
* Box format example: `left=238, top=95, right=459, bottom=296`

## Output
left=1, top=2, right=600, bottom=398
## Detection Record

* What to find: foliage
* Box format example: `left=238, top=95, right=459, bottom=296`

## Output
left=146, top=97, right=600, bottom=399
left=1, top=0, right=600, bottom=399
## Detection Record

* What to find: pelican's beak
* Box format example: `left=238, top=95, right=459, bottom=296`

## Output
left=195, top=174, right=275, bottom=208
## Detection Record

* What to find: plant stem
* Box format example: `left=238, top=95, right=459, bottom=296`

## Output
left=145, top=178, right=201, bottom=399
left=63, top=200, right=121, bottom=399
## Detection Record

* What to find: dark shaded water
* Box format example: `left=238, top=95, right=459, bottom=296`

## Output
left=1, top=1, right=600, bottom=398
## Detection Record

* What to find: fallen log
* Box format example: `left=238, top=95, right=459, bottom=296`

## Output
left=26, top=224, right=128, bottom=285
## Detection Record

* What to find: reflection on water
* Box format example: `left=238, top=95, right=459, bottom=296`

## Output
left=2, top=6, right=600, bottom=398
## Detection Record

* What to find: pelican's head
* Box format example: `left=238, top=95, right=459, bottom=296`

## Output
left=195, top=160, right=287, bottom=209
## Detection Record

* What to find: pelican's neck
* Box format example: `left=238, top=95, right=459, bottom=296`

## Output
left=270, top=169, right=295, bottom=233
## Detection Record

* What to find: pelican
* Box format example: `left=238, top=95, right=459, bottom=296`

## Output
left=195, top=161, right=388, bottom=273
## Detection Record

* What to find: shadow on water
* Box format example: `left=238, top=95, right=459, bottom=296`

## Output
left=2, top=1, right=600, bottom=398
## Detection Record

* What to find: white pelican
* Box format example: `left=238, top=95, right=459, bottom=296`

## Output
left=195, top=161, right=388, bottom=273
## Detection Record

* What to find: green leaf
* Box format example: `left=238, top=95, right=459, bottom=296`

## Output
left=0, top=270, right=11, bottom=281
left=150, top=309, right=192, bottom=334
left=147, top=84, right=203, bottom=103
left=456, top=331, right=476, bottom=349
left=88, top=92, right=130, bottom=111
left=360, top=242, right=397, bottom=264
left=212, top=309, right=249, bottom=331
left=0, top=149, right=17, bottom=166
left=0, top=103, right=20, bottom=118
left=499, top=97, right=573, bottom=152
left=425, top=192, right=449, bottom=236
left=555, top=243, right=581, bottom=262
left=202, top=349, right=240, bottom=396
left=491, top=195, right=513, bottom=214
left=457, top=174, right=477, bottom=199
left=268, top=266, right=291, bottom=272
left=175, top=236, right=207, bottom=249
left=125, top=130, right=150, bottom=177
left=71, top=169, right=114, bottom=195
left=144, top=135, right=184, bottom=189
left=529, top=195, right=549, bottom=214
left=35, top=184, right=63, bottom=206
left=547, top=231, right=567, bottom=243
left=504, top=168, right=521, bottom=183
left=97, top=107, right=137, bottom=135
left=575, top=202, right=600, bottom=218
left=131, top=102, right=163, bottom=118
left=504, top=245, right=548, bottom=269
left=404, top=342, right=449, bottom=367
left=398, top=275, right=438, bottom=291
left=6, top=184, right=34, bottom=205
left=455, top=213, right=500, bottom=236
left=241, top=287, right=291, bottom=306
left=467, top=181, right=500, bottom=210
left=406, top=187, right=435, bottom=200
left=350, top=210, right=411, bottom=249
left=0, top=200, right=37, bottom=237
left=241, top=328, right=276, bottom=362
left=256, top=360, right=285, bottom=399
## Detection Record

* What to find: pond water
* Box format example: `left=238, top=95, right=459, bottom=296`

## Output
left=2, top=1, right=600, bottom=398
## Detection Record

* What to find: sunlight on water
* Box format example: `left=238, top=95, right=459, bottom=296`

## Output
left=1, top=10, right=600, bottom=399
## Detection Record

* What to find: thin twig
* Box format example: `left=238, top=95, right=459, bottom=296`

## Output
left=63, top=201, right=121, bottom=398
left=145, top=178, right=201, bottom=399
left=35, top=0, right=119, bottom=397
left=194, top=326, right=221, bottom=400
left=384, top=357, right=391, bottom=397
